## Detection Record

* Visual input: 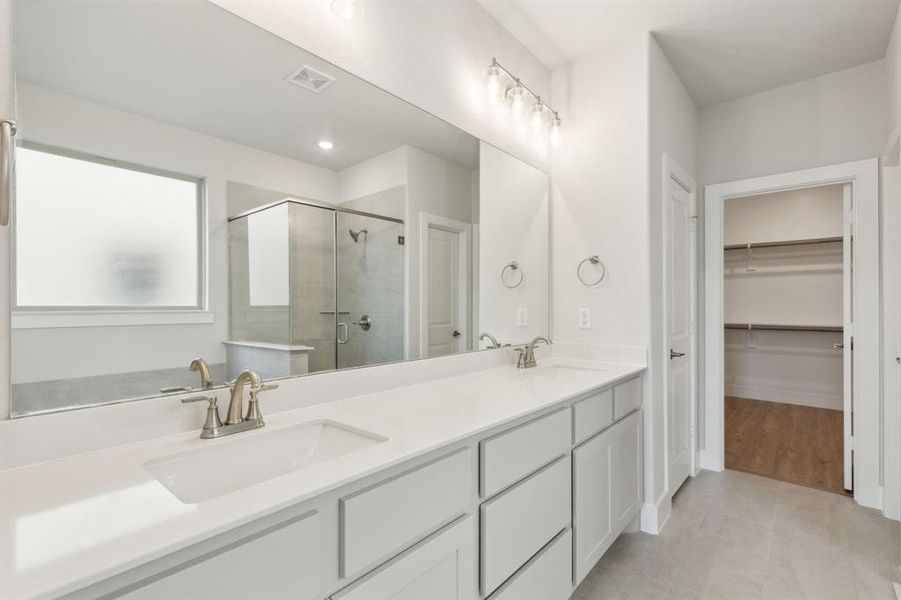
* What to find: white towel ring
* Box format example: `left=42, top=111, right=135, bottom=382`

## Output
left=501, top=261, right=525, bottom=289
left=577, top=255, right=606, bottom=287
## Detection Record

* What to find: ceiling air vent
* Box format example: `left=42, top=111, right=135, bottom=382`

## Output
left=286, top=65, right=336, bottom=93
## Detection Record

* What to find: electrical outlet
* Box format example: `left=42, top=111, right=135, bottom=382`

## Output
left=517, top=307, right=528, bottom=327
left=578, top=307, right=591, bottom=329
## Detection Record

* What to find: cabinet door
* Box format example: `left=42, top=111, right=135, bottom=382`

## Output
left=118, top=510, right=321, bottom=600
left=572, top=427, right=614, bottom=586
left=611, top=411, right=642, bottom=531
left=333, top=516, right=476, bottom=600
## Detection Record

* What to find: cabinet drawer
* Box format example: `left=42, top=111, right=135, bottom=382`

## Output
left=333, top=516, right=476, bottom=600
left=613, top=377, right=641, bottom=419
left=480, top=407, right=570, bottom=498
left=340, top=448, right=473, bottom=578
left=480, top=455, right=571, bottom=596
left=120, top=510, right=321, bottom=600
left=488, top=529, right=572, bottom=600
left=573, top=388, right=613, bottom=444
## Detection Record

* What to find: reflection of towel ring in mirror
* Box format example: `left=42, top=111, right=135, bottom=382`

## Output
left=577, top=255, right=607, bottom=287
left=501, top=261, right=525, bottom=289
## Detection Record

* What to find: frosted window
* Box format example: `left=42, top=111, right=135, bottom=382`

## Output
left=15, top=147, right=201, bottom=307
left=247, top=203, right=289, bottom=306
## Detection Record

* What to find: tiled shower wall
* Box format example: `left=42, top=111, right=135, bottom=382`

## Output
left=336, top=186, right=406, bottom=369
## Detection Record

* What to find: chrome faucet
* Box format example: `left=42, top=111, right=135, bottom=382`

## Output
left=480, top=332, right=505, bottom=349
left=182, top=368, right=278, bottom=439
left=515, top=336, right=552, bottom=369
left=190, top=357, right=214, bottom=389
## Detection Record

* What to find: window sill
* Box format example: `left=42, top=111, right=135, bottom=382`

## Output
left=11, top=310, right=215, bottom=329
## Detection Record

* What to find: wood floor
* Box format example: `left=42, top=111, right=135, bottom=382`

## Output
left=724, top=396, right=848, bottom=495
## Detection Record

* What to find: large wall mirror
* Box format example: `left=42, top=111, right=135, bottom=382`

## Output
left=9, top=0, right=550, bottom=416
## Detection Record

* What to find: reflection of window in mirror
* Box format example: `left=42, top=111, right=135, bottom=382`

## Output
left=14, top=144, right=203, bottom=310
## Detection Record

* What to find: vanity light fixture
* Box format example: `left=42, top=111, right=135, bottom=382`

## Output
left=317, top=139, right=335, bottom=150
left=486, top=58, right=562, bottom=145
left=331, top=0, right=364, bottom=21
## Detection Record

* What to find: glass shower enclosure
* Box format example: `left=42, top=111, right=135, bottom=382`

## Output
left=228, top=199, right=405, bottom=380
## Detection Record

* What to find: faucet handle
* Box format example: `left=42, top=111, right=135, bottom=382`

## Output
left=245, top=384, right=276, bottom=423
left=181, top=395, right=223, bottom=439
left=181, top=395, right=215, bottom=405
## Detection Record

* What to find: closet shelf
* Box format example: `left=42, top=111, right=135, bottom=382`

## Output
left=724, top=322, right=843, bottom=333
left=723, top=235, right=842, bottom=251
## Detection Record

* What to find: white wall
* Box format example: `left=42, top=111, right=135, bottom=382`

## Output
left=723, top=186, right=844, bottom=410
left=211, top=0, right=551, bottom=173
left=699, top=60, right=887, bottom=185
left=882, top=4, right=901, bottom=524
left=479, top=142, right=549, bottom=346
left=11, top=82, right=337, bottom=385
left=337, top=146, right=407, bottom=204
left=646, top=36, right=698, bottom=524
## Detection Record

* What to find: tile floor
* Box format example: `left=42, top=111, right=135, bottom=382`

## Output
left=572, top=469, right=899, bottom=599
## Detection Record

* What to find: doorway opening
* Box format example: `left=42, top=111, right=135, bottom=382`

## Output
left=721, top=184, right=850, bottom=495
left=703, top=159, right=880, bottom=509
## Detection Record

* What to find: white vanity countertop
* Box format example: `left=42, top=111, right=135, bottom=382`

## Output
left=0, top=358, right=644, bottom=599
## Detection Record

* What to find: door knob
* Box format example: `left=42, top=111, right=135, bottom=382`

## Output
left=833, top=343, right=844, bottom=349
left=669, top=349, right=685, bottom=359
left=452, top=330, right=461, bottom=337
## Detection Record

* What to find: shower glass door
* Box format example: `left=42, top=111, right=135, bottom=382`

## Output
left=336, top=211, right=405, bottom=369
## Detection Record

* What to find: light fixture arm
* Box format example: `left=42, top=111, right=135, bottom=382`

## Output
left=489, top=57, right=560, bottom=119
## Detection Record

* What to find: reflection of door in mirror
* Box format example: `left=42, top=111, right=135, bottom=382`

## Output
left=423, top=218, right=472, bottom=357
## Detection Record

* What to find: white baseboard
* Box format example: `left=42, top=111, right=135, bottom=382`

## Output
left=640, top=494, right=672, bottom=535
left=725, top=384, right=841, bottom=410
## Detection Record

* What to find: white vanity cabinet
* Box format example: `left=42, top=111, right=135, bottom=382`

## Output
left=573, top=409, right=642, bottom=585
left=83, top=374, right=644, bottom=600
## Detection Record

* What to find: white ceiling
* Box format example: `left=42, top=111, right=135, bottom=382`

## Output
left=14, top=0, right=478, bottom=171
left=478, top=0, right=900, bottom=107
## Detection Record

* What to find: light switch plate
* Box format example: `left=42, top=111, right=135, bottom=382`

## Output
left=517, top=307, right=528, bottom=327
left=578, top=307, right=591, bottom=329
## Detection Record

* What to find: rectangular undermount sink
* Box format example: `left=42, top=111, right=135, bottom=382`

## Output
left=145, top=420, right=387, bottom=503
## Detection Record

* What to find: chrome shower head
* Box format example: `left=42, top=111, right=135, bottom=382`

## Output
left=349, top=228, right=368, bottom=243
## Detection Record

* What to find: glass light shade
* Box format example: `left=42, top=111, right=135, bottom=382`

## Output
left=486, top=65, right=501, bottom=104
left=507, top=84, right=526, bottom=118
left=530, top=103, right=545, bottom=135
left=549, top=116, right=562, bottom=147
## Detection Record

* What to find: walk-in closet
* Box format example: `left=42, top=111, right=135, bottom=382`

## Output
left=723, top=184, right=851, bottom=494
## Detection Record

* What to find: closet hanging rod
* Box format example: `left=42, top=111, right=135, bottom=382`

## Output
left=724, top=323, right=843, bottom=333
left=723, top=235, right=842, bottom=251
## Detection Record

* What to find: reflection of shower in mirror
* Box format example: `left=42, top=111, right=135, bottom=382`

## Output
left=349, top=228, right=368, bottom=243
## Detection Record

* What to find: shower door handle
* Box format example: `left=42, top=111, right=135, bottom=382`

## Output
left=337, top=322, right=349, bottom=344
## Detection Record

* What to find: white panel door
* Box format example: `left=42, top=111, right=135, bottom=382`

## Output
left=842, top=183, right=853, bottom=491
left=427, top=227, right=460, bottom=357
left=667, top=176, right=692, bottom=495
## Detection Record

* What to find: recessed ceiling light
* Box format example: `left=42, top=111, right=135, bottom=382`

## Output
left=317, top=140, right=335, bottom=150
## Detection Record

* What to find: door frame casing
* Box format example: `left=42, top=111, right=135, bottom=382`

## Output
left=703, top=158, right=882, bottom=511
left=418, top=212, right=471, bottom=358
left=662, top=154, right=699, bottom=499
